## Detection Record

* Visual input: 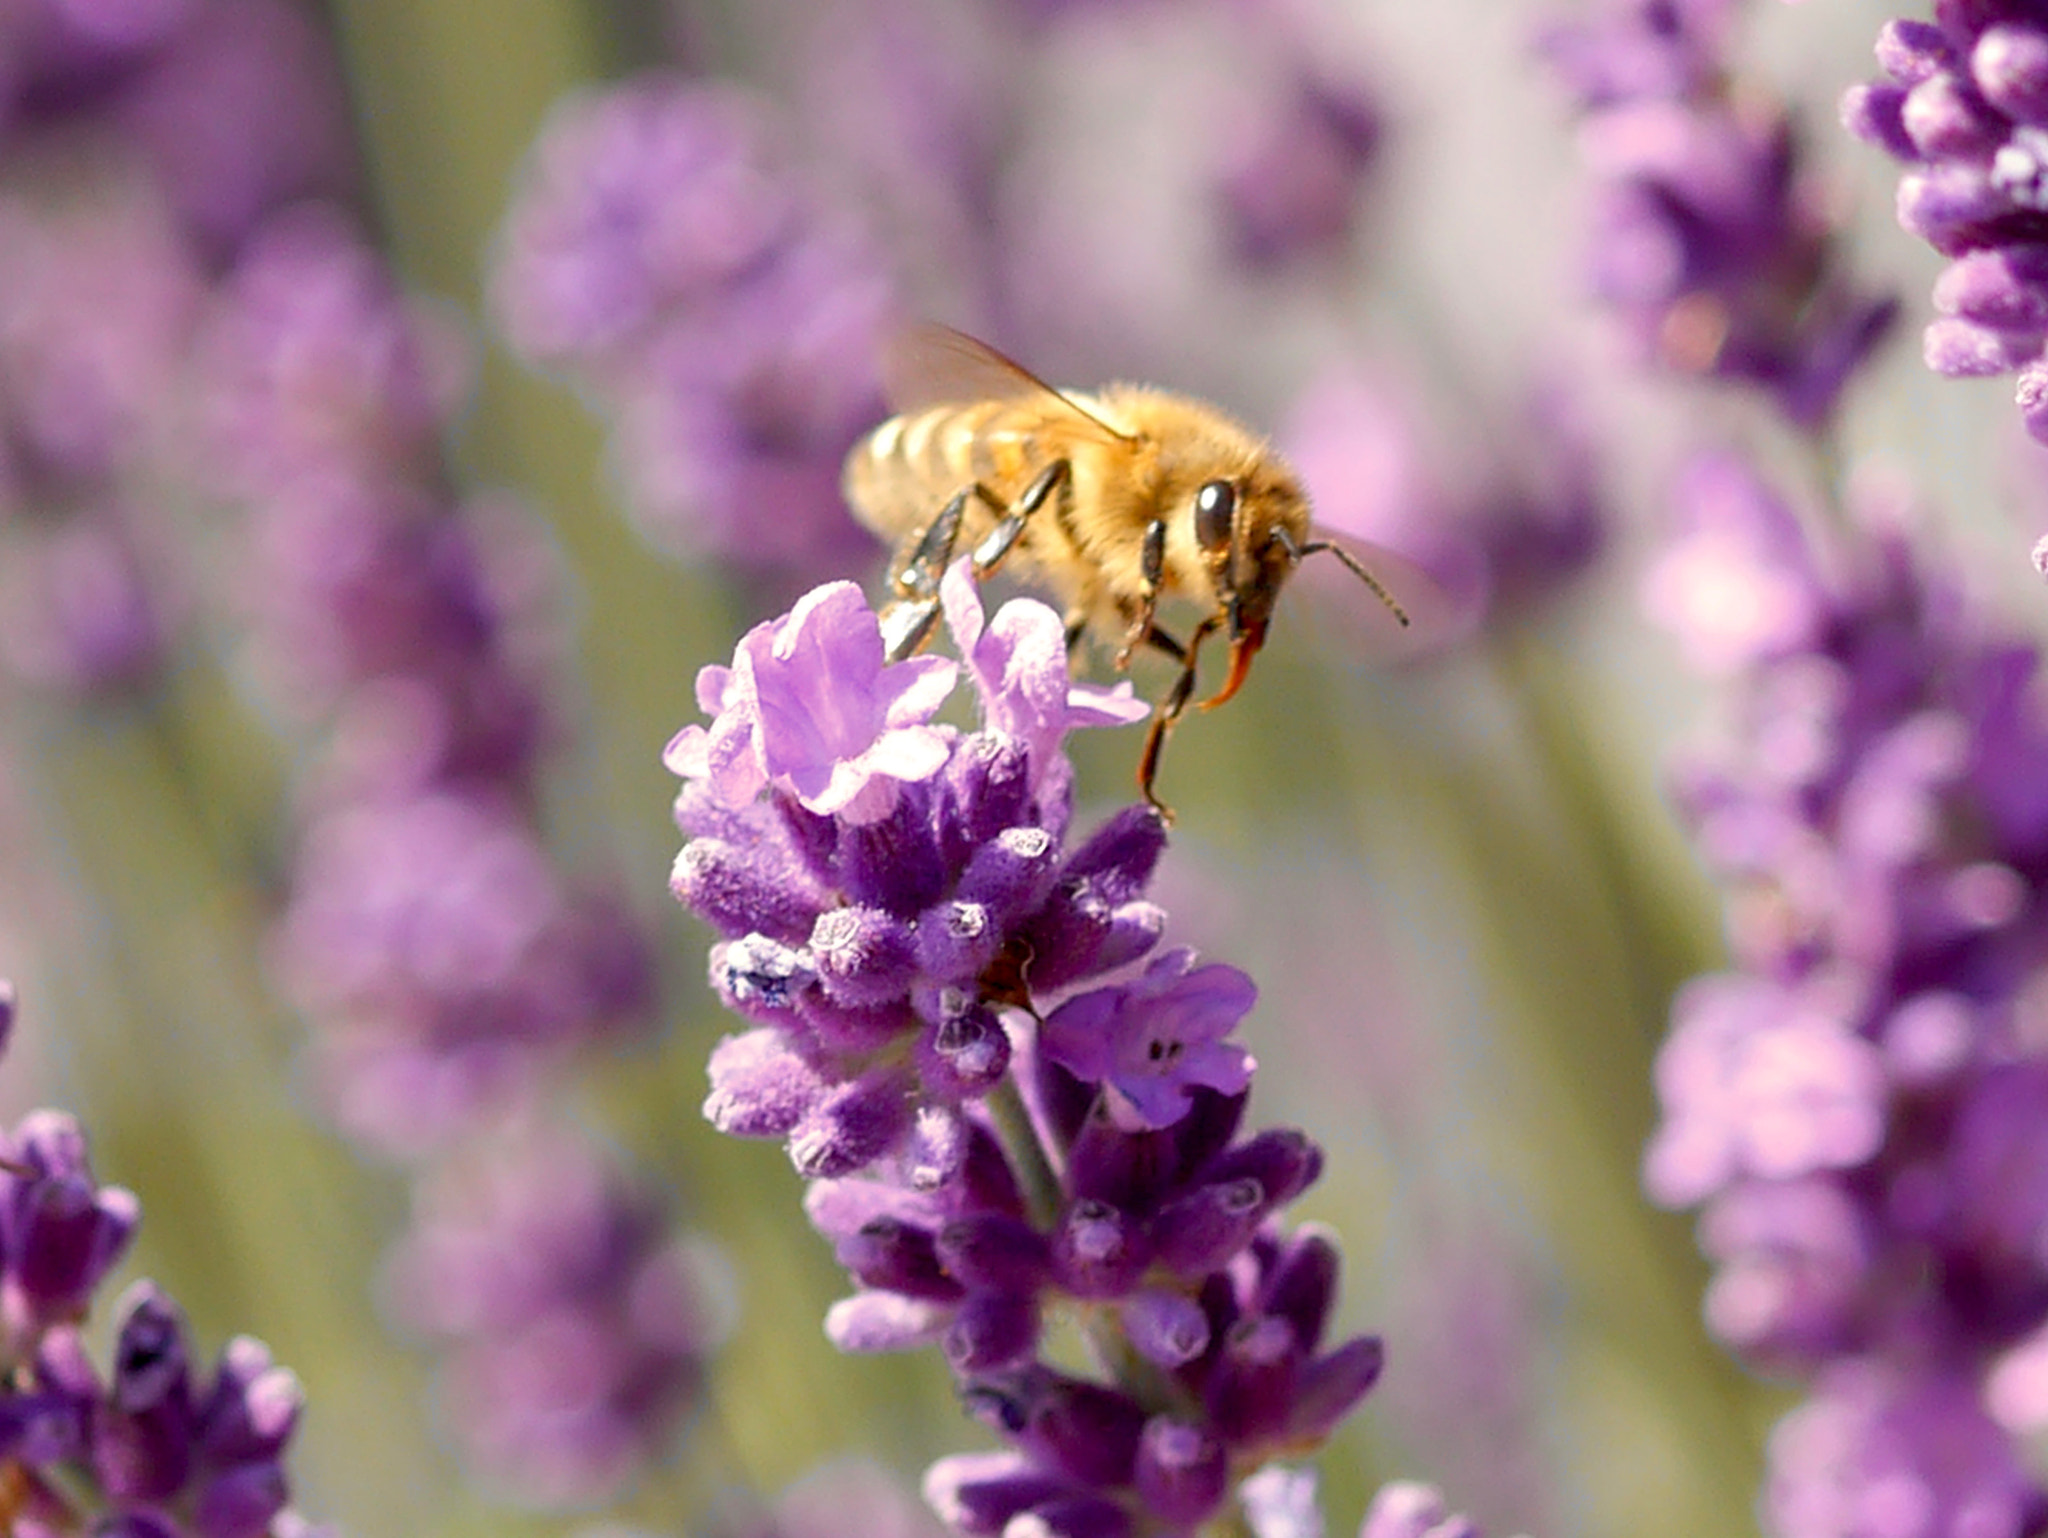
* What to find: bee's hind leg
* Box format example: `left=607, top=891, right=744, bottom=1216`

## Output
left=1135, top=613, right=1220, bottom=821
left=880, top=490, right=971, bottom=659
left=970, top=459, right=1069, bottom=575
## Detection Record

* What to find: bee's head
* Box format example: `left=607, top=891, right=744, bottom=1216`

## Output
left=1191, top=459, right=1311, bottom=709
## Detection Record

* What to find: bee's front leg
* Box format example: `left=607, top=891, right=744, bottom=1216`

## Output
left=970, top=459, right=1070, bottom=575
left=1135, top=613, right=1219, bottom=822
left=1114, top=518, right=1168, bottom=671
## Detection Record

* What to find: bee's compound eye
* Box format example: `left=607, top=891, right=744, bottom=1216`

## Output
left=1194, top=480, right=1236, bottom=553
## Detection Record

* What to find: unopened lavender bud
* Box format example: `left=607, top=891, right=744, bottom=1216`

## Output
left=1205, top=1129, right=1324, bottom=1207
left=99, top=1283, right=196, bottom=1500
left=923, top=1451, right=1069, bottom=1537
left=943, top=1292, right=1039, bottom=1372
left=1877, top=19, right=1952, bottom=85
left=916, top=1008, right=1011, bottom=1101
left=936, top=1214, right=1053, bottom=1293
left=789, top=1070, right=913, bottom=1178
left=955, top=825, right=1061, bottom=923
left=1052, top=1199, right=1150, bottom=1298
left=1932, top=249, right=2048, bottom=328
left=673, top=838, right=822, bottom=942
left=1976, top=24, right=2048, bottom=126
left=825, top=1291, right=954, bottom=1353
left=1924, top=316, right=2039, bottom=376
left=1153, top=1178, right=1267, bottom=1277
left=1897, top=164, right=2002, bottom=252
left=1261, top=1227, right=1340, bottom=1349
left=1903, top=73, right=2006, bottom=158
left=1286, top=1334, right=1386, bottom=1444
left=839, top=1219, right=961, bottom=1301
left=1060, top=805, right=1168, bottom=904
left=1135, top=1417, right=1228, bottom=1528
left=1844, top=81, right=1917, bottom=159
left=915, top=900, right=1001, bottom=984
left=1120, top=1287, right=1210, bottom=1368
left=1205, top=1315, right=1301, bottom=1445
left=1021, top=1374, right=1146, bottom=1489
left=810, top=905, right=918, bottom=1007
left=703, top=1030, right=827, bottom=1139
left=837, top=789, right=947, bottom=916
left=939, top=734, right=1032, bottom=863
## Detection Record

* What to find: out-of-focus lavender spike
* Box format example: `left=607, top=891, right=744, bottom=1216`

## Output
left=1544, top=0, right=1899, bottom=428
left=490, top=73, right=893, bottom=580
left=1645, top=455, right=2048, bottom=1531
left=379, top=1124, right=724, bottom=1507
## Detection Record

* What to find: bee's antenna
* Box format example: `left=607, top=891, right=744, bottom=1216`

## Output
left=1274, top=529, right=1411, bottom=628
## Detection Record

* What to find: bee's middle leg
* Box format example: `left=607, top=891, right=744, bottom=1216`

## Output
left=882, top=482, right=1006, bottom=659
left=970, top=459, right=1070, bottom=575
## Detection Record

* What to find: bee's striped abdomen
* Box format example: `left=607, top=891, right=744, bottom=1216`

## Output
left=844, top=400, right=1047, bottom=543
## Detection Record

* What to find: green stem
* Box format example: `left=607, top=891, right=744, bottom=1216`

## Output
left=984, top=1076, right=1062, bottom=1232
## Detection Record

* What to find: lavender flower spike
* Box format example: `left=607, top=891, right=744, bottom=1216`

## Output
left=665, top=581, right=958, bottom=823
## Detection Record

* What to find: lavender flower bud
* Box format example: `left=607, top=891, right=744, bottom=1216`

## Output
left=1134, top=1416, right=1229, bottom=1528
left=839, top=1219, right=961, bottom=1302
left=943, top=1292, right=1040, bottom=1373
left=1121, top=1287, right=1210, bottom=1368
left=1051, top=1199, right=1151, bottom=1299
left=935, top=1215, right=1053, bottom=1294
left=915, top=1008, right=1012, bottom=1102
left=810, top=905, right=918, bottom=1007
left=788, top=1069, right=913, bottom=1178
left=704, top=1029, right=829, bottom=1140
left=673, top=837, right=825, bottom=942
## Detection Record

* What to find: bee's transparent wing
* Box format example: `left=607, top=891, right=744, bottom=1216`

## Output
left=882, top=322, right=1133, bottom=444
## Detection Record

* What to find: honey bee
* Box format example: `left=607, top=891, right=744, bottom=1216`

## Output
left=842, top=323, right=1414, bottom=812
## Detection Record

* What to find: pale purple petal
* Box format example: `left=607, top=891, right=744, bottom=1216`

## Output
left=824, top=1290, right=954, bottom=1352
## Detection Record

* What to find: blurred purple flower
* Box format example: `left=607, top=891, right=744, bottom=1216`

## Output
left=381, top=1126, right=722, bottom=1507
left=276, top=790, right=653, bottom=1158
left=1648, top=457, right=2048, bottom=1528
left=196, top=205, right=466, bottom=502
left=99, top=0, right=357, bottom=262
left=491, top=73, right=892, bottom=578
left=1546, top=0, right=1897, bottom=426
left=1283, top=361, right=1604, bottom=642
left=1213, top=60, right=1383, bottom=270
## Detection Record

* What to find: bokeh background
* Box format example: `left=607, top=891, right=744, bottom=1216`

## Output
left=0, top=1, right=2034, bottom=1536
